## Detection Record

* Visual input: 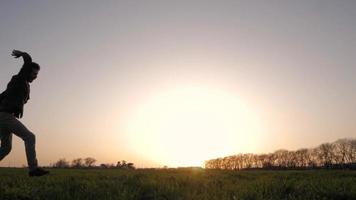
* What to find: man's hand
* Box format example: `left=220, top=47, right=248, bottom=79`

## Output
left=11, top=50, right=32, bottom=63
left=14, top=106, right=24, bottom=119
left=11, top=50, right=24, bottom=58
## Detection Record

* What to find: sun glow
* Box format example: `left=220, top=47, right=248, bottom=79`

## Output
left=125, top=86, right=261, bottom=167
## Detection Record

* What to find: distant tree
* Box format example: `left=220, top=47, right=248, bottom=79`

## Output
left=286, top=151, right=297, bottom=168
left=274, top=149, right=289, bottom=168
left=84, top=157, right=97, bottom=167
left=350, top=139, right=356, bottom=163
left=116, top=160, right=135, bottom=169
left=295, top=148, right=309, bottom=167
left=72, top=158, right=83, bottom=168
left=53, top=158, right=70, bottom=168
left=333, top=139, right=345, bottom=165
left=317, top=143, right=334, bottom=168
left=117, top=160, right=126, bottom=168
left=258, top=154, right=269, bottom=168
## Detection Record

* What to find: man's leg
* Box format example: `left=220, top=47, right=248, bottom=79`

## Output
left=0, top=129, right=12, bottom=161
left=6, top=116, right=38, bottom=171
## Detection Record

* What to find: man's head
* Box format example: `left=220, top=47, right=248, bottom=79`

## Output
left=19, top=62, right=40, bottom=83
left=28, top=67, right=39, bottom=83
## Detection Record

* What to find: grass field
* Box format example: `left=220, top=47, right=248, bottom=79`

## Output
left=0, top=168, right=355, bottom=200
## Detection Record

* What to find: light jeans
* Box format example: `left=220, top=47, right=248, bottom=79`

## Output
left=0, top=112, right=38, bottom=170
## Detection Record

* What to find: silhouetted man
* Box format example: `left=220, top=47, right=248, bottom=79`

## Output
left=0, top=50, right=49, bottom=177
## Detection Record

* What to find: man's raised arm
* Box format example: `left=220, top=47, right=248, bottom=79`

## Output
left=11, top=50, right=32, bottom=64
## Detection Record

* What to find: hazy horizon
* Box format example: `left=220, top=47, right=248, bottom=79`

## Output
left=1, top=0, right=355, bottom=168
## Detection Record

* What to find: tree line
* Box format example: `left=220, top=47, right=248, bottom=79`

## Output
left=51, top=157, right=135, bottom=169
left=205, top=138, right=356, bottom=170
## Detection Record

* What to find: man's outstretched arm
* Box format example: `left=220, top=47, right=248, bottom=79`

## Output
left=12, top=50, right=32, bottom=64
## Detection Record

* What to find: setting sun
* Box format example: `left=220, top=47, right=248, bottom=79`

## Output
left=125, top=86, right=262, bottom=167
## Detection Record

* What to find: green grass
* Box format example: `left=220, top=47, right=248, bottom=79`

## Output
left=0, top=168, right=355, bottom=200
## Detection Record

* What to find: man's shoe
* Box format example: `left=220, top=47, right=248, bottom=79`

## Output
left=29, top=167, right=50, bottom=177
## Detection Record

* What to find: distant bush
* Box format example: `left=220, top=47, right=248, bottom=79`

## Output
left=51, top=158, right=135, bottom=169
left=116, top=160, right=135, bottom=169
left=52, top=158, right=70, bottom=168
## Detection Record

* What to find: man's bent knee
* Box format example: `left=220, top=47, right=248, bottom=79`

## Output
left=0, top=145, right=12, bottom=160
left=23, top=132, right=36, bottom=143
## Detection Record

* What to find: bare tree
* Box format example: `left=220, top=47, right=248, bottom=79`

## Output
left=274, top=149, right=289, bottom=168
left=84, top=157, right=97, bottom=168
left=286, top=151, right=297, bottom=168
left=350, top=139, right=356, bottom=163
left=295, top=148, right=309, bottom=167
left=317, top=143, right=335, bottom=167
left=334, top=139, right=349, bottom=165
left=72, top=158, right=83, bottom=168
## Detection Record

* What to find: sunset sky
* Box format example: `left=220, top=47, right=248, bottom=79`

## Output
left=0, top=0, right=355, bottom=168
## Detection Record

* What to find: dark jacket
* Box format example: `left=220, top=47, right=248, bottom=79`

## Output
left=0, top=75, right=30, bottom=114
left=0, top=53, right=32, bottom=115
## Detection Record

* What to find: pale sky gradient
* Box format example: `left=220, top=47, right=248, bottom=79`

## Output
left=0, top=0, right=355, bottom=168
